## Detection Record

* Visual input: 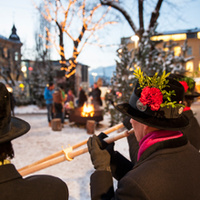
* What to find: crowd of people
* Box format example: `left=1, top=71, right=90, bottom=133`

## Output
left=1, top=71, right=200, bottom=199
left=43, top=82, right=103, bottom=127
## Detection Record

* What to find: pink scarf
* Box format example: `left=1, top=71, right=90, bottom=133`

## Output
left=137, top=130, right=183, bottom=161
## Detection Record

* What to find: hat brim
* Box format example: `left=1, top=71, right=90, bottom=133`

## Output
left=115, top=103, right=189, bottom=131
left=0, top=117, right=30, bottom=144
left=185, top=92, right=200, bottom=98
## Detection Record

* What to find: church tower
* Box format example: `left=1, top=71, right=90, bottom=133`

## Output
left=9, top=24, right=21, bottom=42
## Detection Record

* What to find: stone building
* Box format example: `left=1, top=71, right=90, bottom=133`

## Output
left=0, top=25, right=23, bottom=85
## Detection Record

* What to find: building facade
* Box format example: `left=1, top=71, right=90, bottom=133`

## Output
left=122, top=28, right=200, bottom=77
left=0, top=25, right=23, bottom=85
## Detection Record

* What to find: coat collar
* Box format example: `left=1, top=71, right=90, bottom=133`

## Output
left=137, top=134, right=188, bottom=163
left=0, top=164, right=22, bottom=184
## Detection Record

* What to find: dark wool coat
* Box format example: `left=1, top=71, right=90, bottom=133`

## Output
left=90, top=135, right=200, bottom=200
left=90, top=88, right=102, bottom=106
left=78, top=89, right=87, bottom=107
left=181, top=110, right=200, bottom=151
left=0, top=164, right=68, bottom=200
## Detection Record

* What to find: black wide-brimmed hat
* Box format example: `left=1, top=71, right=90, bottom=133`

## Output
left=115, top=71, right=189, bottom=131
left=170, top=74, right=200, bottom=99
left=0, top=83, right=30, bottom=144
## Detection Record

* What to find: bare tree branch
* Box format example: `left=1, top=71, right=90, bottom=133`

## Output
left=148, top=0, right=163, bottom=30
left=138, top=0, right=144, bottom=36
left=100, top=0, right=137, bottom=33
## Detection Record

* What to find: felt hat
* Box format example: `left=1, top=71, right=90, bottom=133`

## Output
left=115, top=71, right=189, bottom=131
left=0, top=82, right=30, bottom=144
left=170, top=74, right=200, bottom=99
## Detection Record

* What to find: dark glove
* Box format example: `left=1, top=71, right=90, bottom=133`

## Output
left=87, top=133, right=114, bottom=171
left=97, top=132, right=115, bottom=155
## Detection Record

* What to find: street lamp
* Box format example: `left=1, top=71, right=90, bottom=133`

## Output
left=21, top=64, right=27, bottom=78
left=131, top=35, right=139, bottom=48
left=91, top=72, right=97, bottom=83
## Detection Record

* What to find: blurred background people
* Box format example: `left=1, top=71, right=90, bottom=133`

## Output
left=170, top=74, right=200, bottom=151
left=44, top=82, right=54, bottom=127
left=78, top=85, right=87, bottom=107
left=64, top=89, right=75, bottom=118
left=89, top=82, right=102, bottom=109
left=53, top=87, right=65, bottom=125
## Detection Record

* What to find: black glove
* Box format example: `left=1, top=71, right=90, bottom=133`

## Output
left=87, top=133, right=114, bottom=171
left=97, top=132, right=115, bottom=156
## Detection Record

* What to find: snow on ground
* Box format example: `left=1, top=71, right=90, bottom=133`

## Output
left=12, top=105, right=130, bottom=200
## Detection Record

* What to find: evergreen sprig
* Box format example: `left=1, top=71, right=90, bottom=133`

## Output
left=133, top=68, right=184, bottom=108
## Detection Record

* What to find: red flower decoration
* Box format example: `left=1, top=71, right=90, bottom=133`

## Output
left=139, top=86, right=163, bottom=111
left=179, top=81, right=189, bottom=92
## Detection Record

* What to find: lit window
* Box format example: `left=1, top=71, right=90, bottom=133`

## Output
left=187, top=47, right=192, bottom=56
left=174, top=46, right=181, bottom=56
left=163, top=48, right=169, bottom=52
left=197, top=32, right=200, bottom=39
left=186, top=61, right=193, bottom=72
left=151, top=33, right=186, bottom=42
left=199, top=62, right=200, bottom=71
left=3, top=47, right=8, bottom=58
left=15, top=52, right=18, bottom=61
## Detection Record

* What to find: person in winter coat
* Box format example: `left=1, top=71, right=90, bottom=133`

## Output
left=44, top=82, right=54, bottom=126
left=78, top=85, right=87, bottom=107
left=170, top=74, right=200, bottom=151
left=53, top=88, right=65, bottom=124
left=0, top=82, right=69, bottom=200
left=89, top=82, right=102, bottom=108
left=87, top=70, right=200, bottom=200
left=126, top=74, right=200, bottom=164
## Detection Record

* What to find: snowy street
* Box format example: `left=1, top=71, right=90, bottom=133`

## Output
left=11, top=101, right=200, bottom=199
left=12, top=106, right=130, bottom=200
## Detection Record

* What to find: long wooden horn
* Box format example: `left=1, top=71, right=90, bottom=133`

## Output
left=19, top=128, right=134, bottom=177
left=18, top=123, right=124, bottom=173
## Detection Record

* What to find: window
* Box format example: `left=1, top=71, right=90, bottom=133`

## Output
left=187, top=47, right=192, bottom=56
left=3, top=47, right=8, bottom=58
left=186, top=61, right=193, bottom=72
left=199, top=62, right=200, bottom=71
left=15, top=52, right=19, bottom=61
left=187, top=32, right=197, bottom=39
left=174, top=46, right=181, bottom=56
left=81, top=65, right=88, bottom=82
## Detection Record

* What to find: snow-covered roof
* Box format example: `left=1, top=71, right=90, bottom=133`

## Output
left=0, top=34, right=22, bottom=44
left=0, top=34, right=8, bottom=41
left=122, top=28, right=200, bottom=43
left=155, top=27, right=200, bottom=36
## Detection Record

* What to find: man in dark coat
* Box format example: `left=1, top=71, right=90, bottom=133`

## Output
left=127, top=74, right=200, bottom=163
left=0, top=83, right=69, bottom=200
left=170, top=74, right=200, bottom=151
left=87, top=70, right=200, bottom=200
left=78, top=86, right=87, bottom=107
left=89, top=82, right=102, bottom=108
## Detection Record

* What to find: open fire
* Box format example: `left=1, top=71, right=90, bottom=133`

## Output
left=81, top=103, right=94, bottom=117
left=69, top=104, right=103, bottom=125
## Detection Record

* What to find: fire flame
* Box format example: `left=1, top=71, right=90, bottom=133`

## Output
left=81, top=103, right=95, bottom=117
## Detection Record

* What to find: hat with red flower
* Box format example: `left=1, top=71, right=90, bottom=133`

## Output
left=170, top=74, right=200, bottom=99
left=114, top=69, right=189, bottom=131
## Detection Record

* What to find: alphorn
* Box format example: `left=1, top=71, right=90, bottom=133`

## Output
left=19, top=123, right=124, bottom=172
left=19, top=128, right=134, bottom=177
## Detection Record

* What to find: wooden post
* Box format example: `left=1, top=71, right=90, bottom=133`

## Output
left=51, top=118, right=62, bottom=131
left=86, top=120, right=96, bottom=134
